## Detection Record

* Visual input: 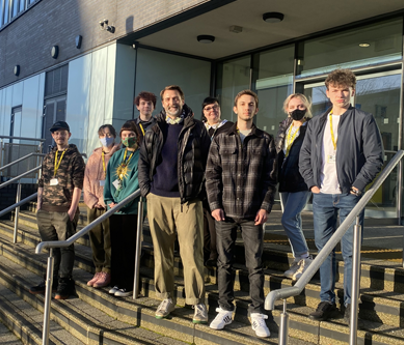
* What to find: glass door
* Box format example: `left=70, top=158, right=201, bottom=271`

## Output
left=296, top=69, right=402, bottom=219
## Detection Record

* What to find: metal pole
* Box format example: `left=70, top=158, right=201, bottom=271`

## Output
left=279, top=299, right=289, bottom=345
left=42, top=248, right=54, bottom=345
left=0, top=139, right=3, bottom=171
left=13, top=181, right=22, bottom=243
left=349, top=216, right=362, bottom=345
left=133, top=197, right=144, bottom=299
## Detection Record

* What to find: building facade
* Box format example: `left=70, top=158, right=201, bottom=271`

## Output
left=0, top=0, right=404, bottom=219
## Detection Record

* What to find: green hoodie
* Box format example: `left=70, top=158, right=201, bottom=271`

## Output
left=103, top=148, right=140, bottom=215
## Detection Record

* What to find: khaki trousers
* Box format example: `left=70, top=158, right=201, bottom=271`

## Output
left=147, top=193, right=205, bottom=305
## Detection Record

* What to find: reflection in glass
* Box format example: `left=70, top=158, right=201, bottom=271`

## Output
left=216, top=56, right=251, bottom=122
left=297, top=18, right=403, bottom=78
left=252, top=45, right=294, bottom=136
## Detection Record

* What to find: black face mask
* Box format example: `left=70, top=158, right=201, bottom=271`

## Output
left=289, top=109, right=306, bottom=121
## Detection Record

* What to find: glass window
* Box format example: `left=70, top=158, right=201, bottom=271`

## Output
left=297, top=18, right=403, bottom=78
left=3, top=0, right=9, bottom=25
left=252, top=45, right=295, bottom=136
left=216, top=56, right=251, bottom=122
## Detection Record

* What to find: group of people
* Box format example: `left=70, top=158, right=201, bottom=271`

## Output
left=29, top=68, right=384, bottom=338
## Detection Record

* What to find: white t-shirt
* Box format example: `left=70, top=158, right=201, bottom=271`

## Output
left=320, top=114, right=341, bottom=194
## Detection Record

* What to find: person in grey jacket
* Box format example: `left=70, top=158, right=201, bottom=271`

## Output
left=299, top=69, right=384, bottom=323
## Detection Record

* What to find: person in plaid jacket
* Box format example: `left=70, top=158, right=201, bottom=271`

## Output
left=206, top=90, right=277, bottom=338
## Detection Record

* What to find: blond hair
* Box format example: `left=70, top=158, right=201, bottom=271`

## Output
left=234, top=90, right=259, bottom=108
left=283, top=93, right=313, bottom=119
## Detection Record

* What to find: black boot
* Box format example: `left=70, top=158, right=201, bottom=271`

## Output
left=55, top=277, right=75, bottom=300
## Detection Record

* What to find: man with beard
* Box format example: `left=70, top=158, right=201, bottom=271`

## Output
left=138, top=85, right=211, bottom=323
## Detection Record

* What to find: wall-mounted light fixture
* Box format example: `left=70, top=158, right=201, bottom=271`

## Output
left=51, top=45, right=59, bottom=59
left=359, top=42, right=370, bottom=48
left=14, top=65, right=20, bottom=76
left=263, top=12, right=284, bottom=23
left=197, top=35, right=215, bottom=44
left=99, top=19, right=115, bottom=33
left=75, top=35, right=82, bottom=49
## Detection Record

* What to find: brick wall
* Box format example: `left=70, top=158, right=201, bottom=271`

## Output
left=0, top=184, right=37, bottom=220
left=0, top=0, right=209, bottom=88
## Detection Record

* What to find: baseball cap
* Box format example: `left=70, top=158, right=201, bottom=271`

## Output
left=50, top=121, right=70, bottom=132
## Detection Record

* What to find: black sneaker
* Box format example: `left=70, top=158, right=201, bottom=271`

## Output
left=309, top=301, right=336, bottom=321
left=55, top=278, right=75, bottom=300
left=29, top=280, right=58, bottom=295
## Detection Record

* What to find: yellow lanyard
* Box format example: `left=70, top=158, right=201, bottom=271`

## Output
left=285, top=125, right=299, bottom=157
left=139, top=123, right=145, bottom=136
left=329, top=109, right=337, bottom=151
left=102, top=151, right=106, bottom=177
left=54, top=149, right=67, bottom=177
left=123, top=148, right=135, bottom=166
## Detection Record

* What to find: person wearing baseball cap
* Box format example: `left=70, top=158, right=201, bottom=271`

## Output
left=29, top=120, right=85, bottom=299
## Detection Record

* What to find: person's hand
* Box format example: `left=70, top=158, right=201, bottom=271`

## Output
left=109, top=202, right=117, bottom=208
left=67, top=208, right=75, bottom=221
left=350, top=186, right=360, bottom=195
left=254, top=209, right=268, bottom=225
left=212, top=209, right=225, bottom=221
left=311, top=186, right=321, bottom=194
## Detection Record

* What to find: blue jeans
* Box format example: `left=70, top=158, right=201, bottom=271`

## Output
left=215, top=218, right=264, bottom=314
left=312, top=193, right=363, bottom=307
left=280, top=191, right=311, bottom=257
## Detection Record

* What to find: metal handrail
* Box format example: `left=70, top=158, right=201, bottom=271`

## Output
left=35, top=189, right=142, bottom=345
left=0, top=193, right=37, bottom=218
left=36, top=189, right=141, bottom=253
left=0, top=166, right=41, bottom=189
left=0, top=135, right=46, bottom=142
left=265, top=150, right=404, bottom=345
left=0, top=152, right=44, bottom=172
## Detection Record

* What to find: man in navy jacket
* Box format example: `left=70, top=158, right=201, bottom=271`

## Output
left=299, top=69, right=383, bottom=322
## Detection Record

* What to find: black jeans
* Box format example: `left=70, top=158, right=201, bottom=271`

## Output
left=110, top=214, right=138, bottom=291
left=215, top=217, right=264, bottom=314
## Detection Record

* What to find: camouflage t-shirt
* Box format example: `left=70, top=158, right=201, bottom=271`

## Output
left=38, top=144, right=85, bottom=211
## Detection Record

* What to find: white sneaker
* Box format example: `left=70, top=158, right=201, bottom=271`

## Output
left=250, top=313, right=270, bottom=338
left=155, top=298, right=176, bottom=319
left=293, top=256, right=313, bottom=281
left=108, top=286, right=119, bottom=295
left=284, top=259, right=300, bottom=279
left=193, top=303, right=208, bottom=324
left=209, top=307, right=233, bottom=330
left=114, top=288, right=132, bottom=297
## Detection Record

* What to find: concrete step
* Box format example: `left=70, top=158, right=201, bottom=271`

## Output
left=2, top=215, right=404, bottom=330
left=0, top=253, right=195, bottom=345
left=0, top=320, right=24, bottom=345
left=0, top=277, right=84, bottom=345
left=2, top=230, right=404, bottom=344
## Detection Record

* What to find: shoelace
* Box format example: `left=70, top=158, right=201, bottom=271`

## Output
left=157, top=299, right=171, bottom=312
left=252, top=314, right=268, bottom=327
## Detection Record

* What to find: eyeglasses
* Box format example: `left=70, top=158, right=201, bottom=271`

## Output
left=204, top=105, right=219, bottom=112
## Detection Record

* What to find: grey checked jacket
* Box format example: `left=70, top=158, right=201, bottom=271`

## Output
left=206, top=122, right=277, bottom=220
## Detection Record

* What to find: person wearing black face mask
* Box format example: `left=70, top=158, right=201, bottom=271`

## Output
left=275, top=93, right=313, bottom=281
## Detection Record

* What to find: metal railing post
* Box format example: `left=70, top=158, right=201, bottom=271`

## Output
left=0, top=138, right=3, bottom=171
left=279, top=299, right=289, bottom=345
left=349, top=216, right=362, bottom=345
left=13, top=180, right=22, bottom=243
left=42, top=248, right=54, bottom=345
left=133, top=197, right=144, bottom=299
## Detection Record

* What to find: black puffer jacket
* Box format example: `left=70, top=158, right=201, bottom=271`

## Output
left=275, top=117, right=309, bottom=193
left=138, top=104, right=211, bottom=203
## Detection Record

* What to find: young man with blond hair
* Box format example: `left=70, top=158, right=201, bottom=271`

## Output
left=206, top=90, right=277, bottom=338
left=138, top=85, right=211, bottom=323
left=300, top=69, right=384, bottom=322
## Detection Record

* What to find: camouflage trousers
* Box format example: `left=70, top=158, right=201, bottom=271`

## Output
left=37, top=209, right=79, bottom=279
